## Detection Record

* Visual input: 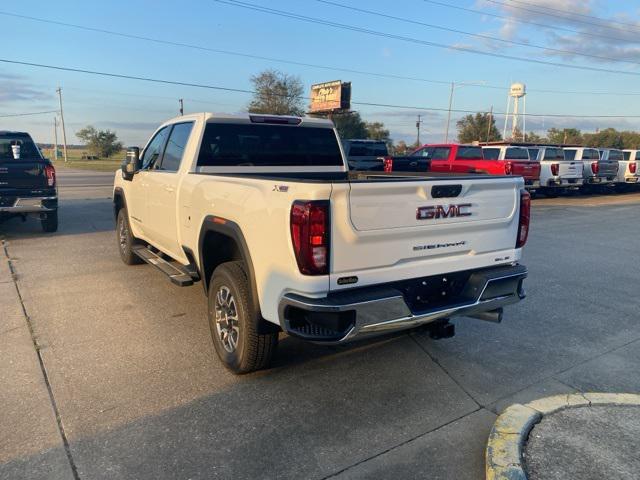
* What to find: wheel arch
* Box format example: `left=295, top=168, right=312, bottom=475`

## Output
left=113, top=187, right=127, bottom=221
left=198, top=216, right=279, bottom=334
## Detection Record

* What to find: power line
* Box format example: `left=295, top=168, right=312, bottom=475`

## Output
left=315, top=0, right=640, bottom=66
left=485, top=0, right=640, bottom=33
left=1, top=57, right=638, bottom=119
left=0, top=10, right=496, bottom=90
left=0, top=109, right=59, bottom=118
left=4, top=10, right=640, bottom=97
left=212, top=0, right=640, bottom=77
left=421, top=0, right=632, bottom=45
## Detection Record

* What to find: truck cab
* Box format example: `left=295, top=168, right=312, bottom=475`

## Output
left=342, top=139, right=388, bottom=171
left=481, top=145, right=541, bottom=189
left=619, top=150, right=640, bottom=185
left=114, top=113, right=529, bottom=373
left=410, top=144, right=485, bottom=173
left=564, top=147, right=616, bottom=187
left=0, top=131, right=58, bottom=232
left=527, top=146, right=583, bottom=195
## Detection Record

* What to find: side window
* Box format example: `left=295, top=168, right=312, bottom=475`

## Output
left=141, top=126, right=170, bottom=170
left=159, top=122, right=194, bottom=172
left=483, top=148, right=500, bottom=160
left=411, top=147, right=431, bottom=157
left=432, top=147, right=451, bottom=160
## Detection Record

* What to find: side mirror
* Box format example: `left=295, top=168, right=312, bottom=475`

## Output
left=121, top=147, right=140, bottom=181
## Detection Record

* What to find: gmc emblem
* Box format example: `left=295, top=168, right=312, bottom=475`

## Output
left=417, top=204, right=472, bottom=220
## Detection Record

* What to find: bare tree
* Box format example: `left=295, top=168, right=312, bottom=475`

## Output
left=248, top=69, right=304, bottom=116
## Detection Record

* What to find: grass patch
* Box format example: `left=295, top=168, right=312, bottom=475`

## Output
left=44, top=148, right=124, bottom=172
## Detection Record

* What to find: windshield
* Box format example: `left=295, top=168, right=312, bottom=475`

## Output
left=197, top=123, right=344, bottom=167
left=0, top=134, right=41, bottom=161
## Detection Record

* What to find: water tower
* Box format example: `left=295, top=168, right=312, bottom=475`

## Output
left=503, top=83, right=527, bottom=140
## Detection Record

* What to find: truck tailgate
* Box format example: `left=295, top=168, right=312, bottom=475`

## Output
left=329, top=176, right=521, bottom=285
left=0, top=159, right=50, bottom=190
left=559, top=161, right=582, bottom=179
left=510, top=161, right=540, bottom=181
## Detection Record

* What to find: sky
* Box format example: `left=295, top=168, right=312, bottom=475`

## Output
left=2, top=0, right=640, bottom=146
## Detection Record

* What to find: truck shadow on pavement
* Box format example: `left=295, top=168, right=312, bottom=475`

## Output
left=0, top=199, right=114, bottom=239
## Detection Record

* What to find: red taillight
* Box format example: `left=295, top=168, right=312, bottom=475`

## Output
left=290, top=201, right=330, bottom=275
left=44, top=164, right=56, bottom=187
left=504, top=161, right=513, bottom=175
left=630, top=162, right=637, bottom=174
left=591, top=162, right=599, bottom=175
left=550, top=163, right=559, bottom=176
left=516, top=190, right=531, bottom=249
left=383, top=157, right=393, bottom=172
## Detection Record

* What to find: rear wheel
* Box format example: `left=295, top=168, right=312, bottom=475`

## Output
left=208, top=261, right=278, bottom=374
left=41, top=210, right=58, bottom=233
left=116, top=208, right=143, bottom=265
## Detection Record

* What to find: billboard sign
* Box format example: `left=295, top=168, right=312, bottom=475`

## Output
left=310, top=80, right=351, bottom=113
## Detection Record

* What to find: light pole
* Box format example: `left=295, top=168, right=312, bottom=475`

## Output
left=444, top=80, right=486, bottom=143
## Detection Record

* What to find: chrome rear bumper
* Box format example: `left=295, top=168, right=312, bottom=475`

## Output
left=0, top=196, right=57, bottom=213
left=279, top=264, right=527, bottom=344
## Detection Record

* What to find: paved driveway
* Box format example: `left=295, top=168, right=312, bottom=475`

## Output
left=1, top=176, right=639, bottom=479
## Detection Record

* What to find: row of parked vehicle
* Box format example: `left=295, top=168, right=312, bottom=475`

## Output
left=342, top=139, right=640, bottom=196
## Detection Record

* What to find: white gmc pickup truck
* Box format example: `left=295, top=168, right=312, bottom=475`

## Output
left=113, top=113, right=529, bottom=373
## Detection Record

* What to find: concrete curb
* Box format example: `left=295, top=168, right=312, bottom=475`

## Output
left=485, top=393, right=640, bottom=480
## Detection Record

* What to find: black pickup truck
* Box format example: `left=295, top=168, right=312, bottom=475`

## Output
left=343, top=139, right=429, bottom=172
left=0, top=131, right=58, bottom=232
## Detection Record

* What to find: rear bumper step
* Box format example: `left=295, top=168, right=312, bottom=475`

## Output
left=0, top=196, right=57, bottom=213
left=279, top=264, right=527, bottom=343
left=132, top=246, right=196, bottom=287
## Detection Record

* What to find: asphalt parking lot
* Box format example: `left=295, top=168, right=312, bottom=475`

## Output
left=2, top=168, right=640, bottom=480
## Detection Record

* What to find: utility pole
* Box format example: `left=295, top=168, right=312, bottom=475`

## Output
left=444, top=82, right=454, bottom=143
left=416, top=114, right=422, bottom=146
left=53, top=116, right=59, bottom=161
left=56, top=87, right=68, bottom=163
left=486, top=106, right=493, bottom=143
left=179, top=98, right=184, bottom=116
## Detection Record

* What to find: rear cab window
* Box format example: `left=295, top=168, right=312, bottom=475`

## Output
left=607, top=150, right=624, bottom=161
left=564, top=149, right=577, bottom=161
left=197, top=123, right=343, bottom=168
left=583, top=149, right=600, bottom=160
left=543, top=148, right=564, bottom=161
left=527, top=148, right=540, bottom=161
left=623, top=151, right=631, bottom=161
left=505, top=147, right=529, bottom=160
left=482, top=148, right=500, bottom=160
left=0, top=133, right=41, bottom=161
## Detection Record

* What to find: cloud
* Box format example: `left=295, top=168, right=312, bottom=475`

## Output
left=0, top=72, right=53, bottom=102
left=474, top=0, right=640, bottom=64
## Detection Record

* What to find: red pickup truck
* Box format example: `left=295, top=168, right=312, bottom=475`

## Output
left=408, top=144, right=541, bottom=187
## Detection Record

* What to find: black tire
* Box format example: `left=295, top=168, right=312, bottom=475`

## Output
left=208, top=261, right=278, bottom=374
left=41, top=210, right=58, bottom=233
left=116, top=208, right=143, bottom=265
left=543, top=188, right=559, bottom=198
